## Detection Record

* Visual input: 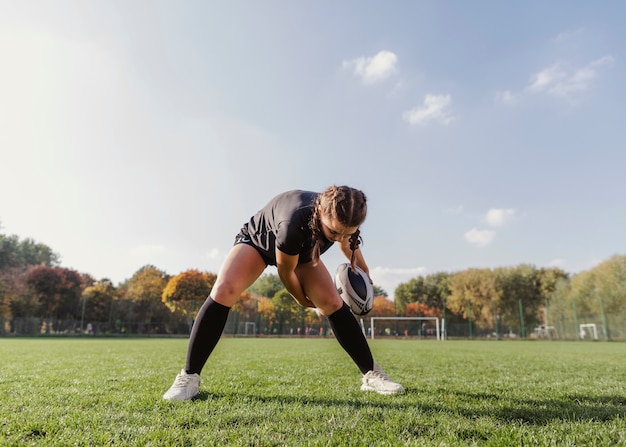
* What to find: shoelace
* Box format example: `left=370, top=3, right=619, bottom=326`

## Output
left=173, top=374, right=193, bottom=386
left=370, top=369, right=391, bottom=381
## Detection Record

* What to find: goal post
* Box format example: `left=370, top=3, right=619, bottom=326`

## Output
left=579, top=323, right=598, bottom=340
left=237, top=321, right=256, bottom=336
left=370, top=317, right=442, bottom=341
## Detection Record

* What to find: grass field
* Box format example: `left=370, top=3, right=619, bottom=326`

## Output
left=0, top=338, right=624, bottom=446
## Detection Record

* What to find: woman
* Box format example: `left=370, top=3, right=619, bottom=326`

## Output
left=163, top=186, right=404, bottom=400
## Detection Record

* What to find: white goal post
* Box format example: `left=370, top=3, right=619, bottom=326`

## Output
left=579, top=323, right=598, bottom=340
left=237, top=321, right=256, bottom=336
left=370, top=317, right=442, bottom=341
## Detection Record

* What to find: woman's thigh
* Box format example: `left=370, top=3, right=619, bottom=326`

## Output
left=295, top=259, right=343, bottom=316
left=211, top=244, right=267, bottom=307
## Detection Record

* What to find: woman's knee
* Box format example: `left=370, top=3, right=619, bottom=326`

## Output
left=317, top=298, right=344, bottom=316
left=210, top=280, right=241, bottom=307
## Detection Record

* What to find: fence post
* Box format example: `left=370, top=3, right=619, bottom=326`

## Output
left=518, top=299, right=525, bottom=339
left=80, top=295, right=87, bottom=335
left=442, top=300, right=447, bottom=339
left=467, top=300, right=473, bottom=339
left=545, top=299, right=552, bottom=340
left=573, top=301, right=579, bottom=340
left=493, top=301, right=498, bottom=338
left=599, top=297, right=609, bottom=340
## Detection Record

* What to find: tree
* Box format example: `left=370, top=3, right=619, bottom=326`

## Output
left=422, top=272, right=451, bottom=310
left=404, top=302, right=441, bottom=318
left=162, top=269, right=217, bottom=327
left=256, top=296, right=277, bottom=333
left=588, top=255, right=626, bottom=313
left=394, top=272, right=450, bottom=314
left=82, top=279, right=118, bottom=324
left=232, top=291, right=258, bottom=321
left=126, top=265, right=170, bottom=325
left=1, top=267, right=35, bottom=320
left=394, top=277, right=426, bottom=313
left=0, top=234, right=59, bottom=270
left=248, top=273, right=284, bottom=298
left=494, top=265, right=544, bottom=332
left=25, top=266, right=83, bottom=331
left=272, top=289, right=299, bottom=334
left=370, top=296, right=395, bottom=317
left=566, top=255, right=626, bottom=315
left=447, top=268, right=502, bottom=330
left=372, top=284, right=387, bottom=297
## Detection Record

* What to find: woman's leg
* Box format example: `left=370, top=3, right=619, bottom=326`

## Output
left=185, top=244, right=267, bottom=374
left=294, top=259, right=374, bottom=374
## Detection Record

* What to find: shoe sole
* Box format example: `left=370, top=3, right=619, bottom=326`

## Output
left=360, top=385, right=404, bottom=395
left=163, top=389, right=200, bottom=401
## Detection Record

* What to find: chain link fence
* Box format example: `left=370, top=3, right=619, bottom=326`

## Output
left=2, top=308, right=624, bottom=341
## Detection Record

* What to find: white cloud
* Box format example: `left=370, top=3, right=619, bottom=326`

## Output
left=485, top=208, right=516, bottom=227
left=464, top=228, right=495, bottom=247
left=527, top=56, right=614, bottom=98
left=343, top=50, right=398, bottom=84
left=497, top=55, right=614, bottom=105
left=403, top=94, right=454, bottom=126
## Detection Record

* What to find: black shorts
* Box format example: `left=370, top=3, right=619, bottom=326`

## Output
left=234, top=228, right=274, bottom=266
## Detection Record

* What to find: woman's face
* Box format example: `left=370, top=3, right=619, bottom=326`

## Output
left=320, top=215, right=359, bottom=242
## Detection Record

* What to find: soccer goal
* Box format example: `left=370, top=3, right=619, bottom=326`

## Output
left=579, top=323, right=598, bottom=340
left=237, top=321, right=256, bottom=336
left=370, top=317, right=442, bottom=341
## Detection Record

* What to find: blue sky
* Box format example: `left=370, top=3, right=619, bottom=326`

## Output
left=1, top=1, right=625, bottom=297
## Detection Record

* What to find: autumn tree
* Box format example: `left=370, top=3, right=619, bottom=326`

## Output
left=370, top=296, right=395, bottom=317
left=232, top=291, right=258, bottom=321
left=394, top=277, right=425, bottom=314
left=162, top=269, right=217, bottom=327
left=394, top=272, right=450, bottom=314
left=404, top=302, right=441, bottom=318
left=125, top=265, right=170, bottom=325
left=493, top=264, right=544, bottom=332
left=82, top=278, right=118, bottom=325
left=565, top=255, right=626, bottom=315
left=256, top=296, right=276, bottom=332
left=0, top=268, right=31, bottom=319
left=447, top=268, right=502, bottom=330
left=25, top=266, right=83, bottom=332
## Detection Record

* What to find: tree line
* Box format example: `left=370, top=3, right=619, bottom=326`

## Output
left=1, top=227, right=625, bottom=338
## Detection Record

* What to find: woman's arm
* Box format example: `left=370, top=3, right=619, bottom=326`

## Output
left=338, top=238, right=371, bottom=281
left=338, top=237, right=370, bottom=274
left=275, top=249, right=316, bottom=308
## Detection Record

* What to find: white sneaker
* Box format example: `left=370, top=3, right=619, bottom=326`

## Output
left=361, top=363, right=405, bottom=395
left=163, top=369, right=201, bottom=401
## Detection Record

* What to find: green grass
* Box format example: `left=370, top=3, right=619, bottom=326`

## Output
left=0, top=338, right=624, bottom=446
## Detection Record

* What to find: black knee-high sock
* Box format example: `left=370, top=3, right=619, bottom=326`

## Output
left=185, top=297, right=230, bottom=374
left=327, top=302, right=374, bottom=374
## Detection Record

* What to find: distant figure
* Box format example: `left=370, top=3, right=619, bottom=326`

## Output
left=163, top=186, right=404, bottom=401
left=87, top=323, right=93, bottom=335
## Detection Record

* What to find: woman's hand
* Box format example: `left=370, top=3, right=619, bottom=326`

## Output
left=275, top=249, right=316, bottom=308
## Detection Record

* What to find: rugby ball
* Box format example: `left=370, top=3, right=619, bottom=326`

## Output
left=334, top=263, right=373, bottom=315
